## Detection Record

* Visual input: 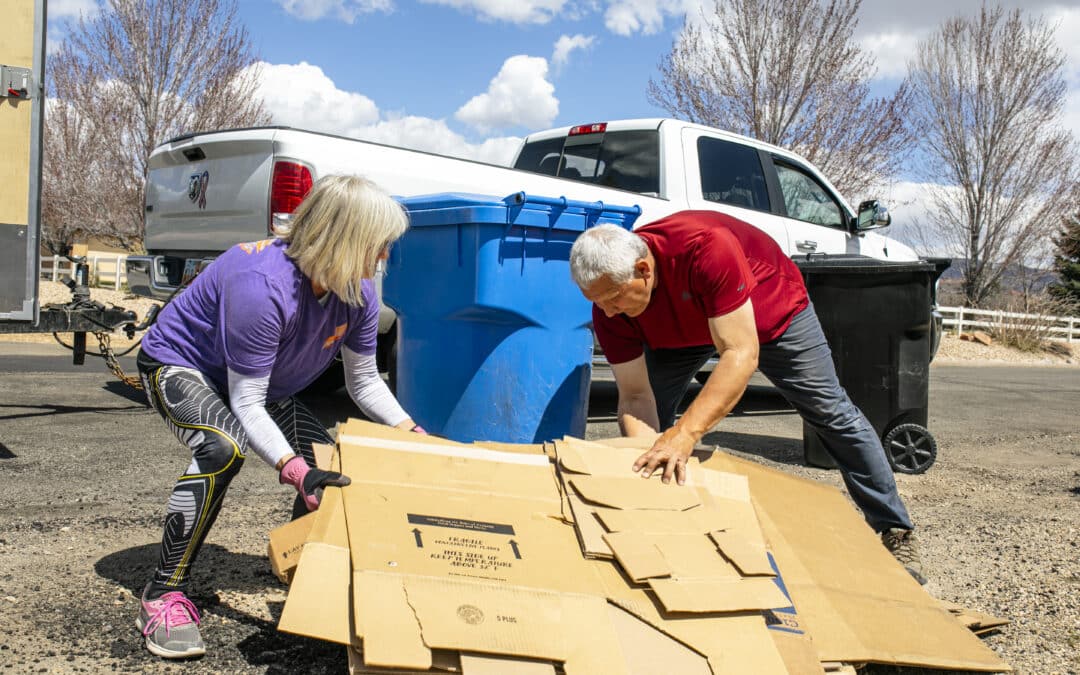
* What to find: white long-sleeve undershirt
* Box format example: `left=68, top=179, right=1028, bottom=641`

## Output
left=227, top=347, right=409, bottom=469
left=341, top=346, right=410, bottom=428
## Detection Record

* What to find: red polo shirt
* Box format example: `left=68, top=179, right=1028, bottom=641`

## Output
left=593, top=211, right=809, bottom=364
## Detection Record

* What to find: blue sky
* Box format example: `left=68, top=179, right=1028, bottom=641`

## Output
left=46, top=0, right=1080, bottom=252
left=47, top=0, right=1080, bottom=165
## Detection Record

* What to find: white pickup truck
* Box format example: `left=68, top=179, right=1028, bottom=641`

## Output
left=127, top=118, right=927, bottom=383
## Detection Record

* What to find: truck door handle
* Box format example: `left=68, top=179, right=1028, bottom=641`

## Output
left=796, top=239, right=817, bottom=251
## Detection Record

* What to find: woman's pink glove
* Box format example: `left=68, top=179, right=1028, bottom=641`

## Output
left=278, top=456, right=351, bottom=511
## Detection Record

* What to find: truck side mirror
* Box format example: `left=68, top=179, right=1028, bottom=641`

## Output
left=856, top=200, right=891, bottom=231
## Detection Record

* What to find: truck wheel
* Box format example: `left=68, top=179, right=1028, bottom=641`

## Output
left=883, top=423, right=937, bottom=474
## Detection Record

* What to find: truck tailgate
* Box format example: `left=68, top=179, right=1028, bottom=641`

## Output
left=145, top=133, right=276, bottom=254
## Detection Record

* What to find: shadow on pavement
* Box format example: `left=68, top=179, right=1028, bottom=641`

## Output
left=0, top=442, right=15, bottom=459
left=700, top=429, right=805, bottom=467
left=95, top=543, right=281, bottom=597
left=102, top=380, right=150, bottom=404
left=234, top=601, right=345, bottom=670
left=0, top=401, right=147, bottom=421
left=95, top=543, right=343, bottom=670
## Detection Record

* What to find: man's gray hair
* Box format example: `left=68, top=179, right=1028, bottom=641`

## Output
left=570, top=224, right=647, bottom=289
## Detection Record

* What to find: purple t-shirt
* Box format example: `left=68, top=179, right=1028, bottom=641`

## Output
left=141, top=239, right=379, bottom=401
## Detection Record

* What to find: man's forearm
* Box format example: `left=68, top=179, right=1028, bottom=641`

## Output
left=674, top=348, right=756, bottom=440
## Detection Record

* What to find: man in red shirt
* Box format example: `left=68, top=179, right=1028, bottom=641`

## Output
left=570, top=211, right=924, bottom=583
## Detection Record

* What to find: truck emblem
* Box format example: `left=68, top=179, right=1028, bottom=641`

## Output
left=188, top=170, right=209, bottom=209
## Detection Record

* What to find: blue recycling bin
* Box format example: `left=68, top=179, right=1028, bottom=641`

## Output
left=383, top=192, right=640, bottom=443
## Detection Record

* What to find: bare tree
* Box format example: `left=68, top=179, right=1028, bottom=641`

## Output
left=43, top=0, right=270, bottom=252
left=647, top=0, right=913, bottom=199
left=907, top=5, right=1077, bottom=307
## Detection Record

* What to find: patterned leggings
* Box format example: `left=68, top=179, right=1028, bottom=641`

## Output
left=139, top=362, right=333, bottom=598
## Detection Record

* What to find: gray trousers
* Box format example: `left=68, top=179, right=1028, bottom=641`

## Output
left=644, top=303, right=913, bottom=532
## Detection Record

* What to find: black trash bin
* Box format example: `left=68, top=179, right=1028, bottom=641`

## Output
left=796, top=255, right=951, bottom=474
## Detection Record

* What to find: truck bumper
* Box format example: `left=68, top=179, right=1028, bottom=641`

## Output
left=125, top=255, right=179, bottom=300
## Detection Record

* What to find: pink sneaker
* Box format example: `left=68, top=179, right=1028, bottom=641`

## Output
left=135, top=585, right=205, bottom=659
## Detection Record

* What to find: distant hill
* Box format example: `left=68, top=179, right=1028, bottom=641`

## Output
left=937, top=259, right=1058, bottom=293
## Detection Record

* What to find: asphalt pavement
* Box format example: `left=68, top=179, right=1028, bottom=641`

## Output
left=0, top=341, right=1078, bottom=674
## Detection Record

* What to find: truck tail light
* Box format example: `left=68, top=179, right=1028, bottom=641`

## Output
left=270, top=161, right=313, bottom=232
left=568, top=123, right=607, bottom=136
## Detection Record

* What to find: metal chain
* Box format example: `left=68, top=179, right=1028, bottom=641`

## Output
left=94, top=331, right=143, bottom=389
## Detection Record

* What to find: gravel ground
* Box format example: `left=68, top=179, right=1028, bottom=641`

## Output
left=0, top=282, right=1078, bottom=674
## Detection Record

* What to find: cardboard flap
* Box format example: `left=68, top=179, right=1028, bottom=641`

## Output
left=559, top=595, right=630, bottom=675
left=605, top=603, right=712, bottom=675
left=649, top=577, right=791, bottom=613
left=312, top=442, right=335, bottom=471
left=595, top=507, right=730, bottom=535
left=277, top=483, right=354, bottom=645
left=267, top=511, right=316, bottom=583
left=575, top=434, right=659, bottom=449
left=354, top=571, right=433, bottom=670
left=342, top=447, right=558, bottom=504
left=602, top=532, right=671, bottom=582
left=710, top=529, right=776, bottom=577
left=371, top=572, right=571, bottom=662
left=348, top=645, right=463, bottom=674
left=704, top=452, right=1012, bottom=671
left=460, top=653, right=556, bottom=675
left=564, top=491, right=614, bottom=558
left=595, top=561, right=792, bottom=675
left=568, top=475, right=702, bottom=511
left=647, top=533, right=742, bottom=579
left=556, top=440, right=701, bottom=478
left=940, top=601, right=1010, bottom=634
left=697, top=469, right=751, bottom=502
left=340, top=419, right=472, bottom=446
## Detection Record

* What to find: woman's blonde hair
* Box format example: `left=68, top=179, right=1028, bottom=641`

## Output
left=278, top=174, right=408, bottom=306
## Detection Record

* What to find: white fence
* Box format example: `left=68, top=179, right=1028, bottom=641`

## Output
left=939, top=305, right=1079, bottom=343
left=39, top=254, right=128, bottom=291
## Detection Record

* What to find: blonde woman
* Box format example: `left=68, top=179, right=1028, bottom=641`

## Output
left=133, top=175, right=423, bottom=659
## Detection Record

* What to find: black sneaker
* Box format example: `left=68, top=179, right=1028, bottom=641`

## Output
left=881, top=528, right=927, bottom=585
left=136, top=584, right=205, bottom=659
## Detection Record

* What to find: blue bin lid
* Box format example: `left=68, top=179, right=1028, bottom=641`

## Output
left=397, top=191, right=641, bottom=232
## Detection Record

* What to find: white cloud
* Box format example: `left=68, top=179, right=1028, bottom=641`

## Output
left=877, top=180, right=955, bottom=257
left=251, top=62, right=379, bottom=135
left=552, top=34, right=596, bottom=69
left=359, top=116, right=521, bottom=164
left=454, top=55, right=559, bottom=133
left=603, top=0, right=696, bottom=36
left=45, top=0, right=101, bottom=52
left=420, top=0, right=568, bottom=24
left=250, top=62, right=521, bottom=164
left=276, top=0, right=393, bottom=23
left=47, top=0, right=100, bottom=21
left=859, top=29, right=929, bottom=80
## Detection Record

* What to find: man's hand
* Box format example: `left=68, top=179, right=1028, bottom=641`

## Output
left=279, top=456, right=351, bottom=511
left=632, top=426, right=697, bottom=485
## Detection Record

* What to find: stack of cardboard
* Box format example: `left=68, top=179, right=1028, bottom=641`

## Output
left=269, top=420, right=1010, bottom=674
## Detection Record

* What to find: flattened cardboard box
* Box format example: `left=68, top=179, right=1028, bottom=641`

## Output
left=277, top=422, right=1009, bottom=673
left=280, top=421, right=789, bottom=674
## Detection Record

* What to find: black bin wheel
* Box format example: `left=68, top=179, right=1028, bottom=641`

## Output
left=884, top=423, right=937, bottom=474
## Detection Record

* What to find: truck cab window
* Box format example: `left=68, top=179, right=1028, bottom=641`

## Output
left=516, top=138, right=565, bottom=175
left=774, top=163, right=844, bottom=228
left=515, top=130, right=660, bottom=196
left=697, top=136, right=770, bottom=211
